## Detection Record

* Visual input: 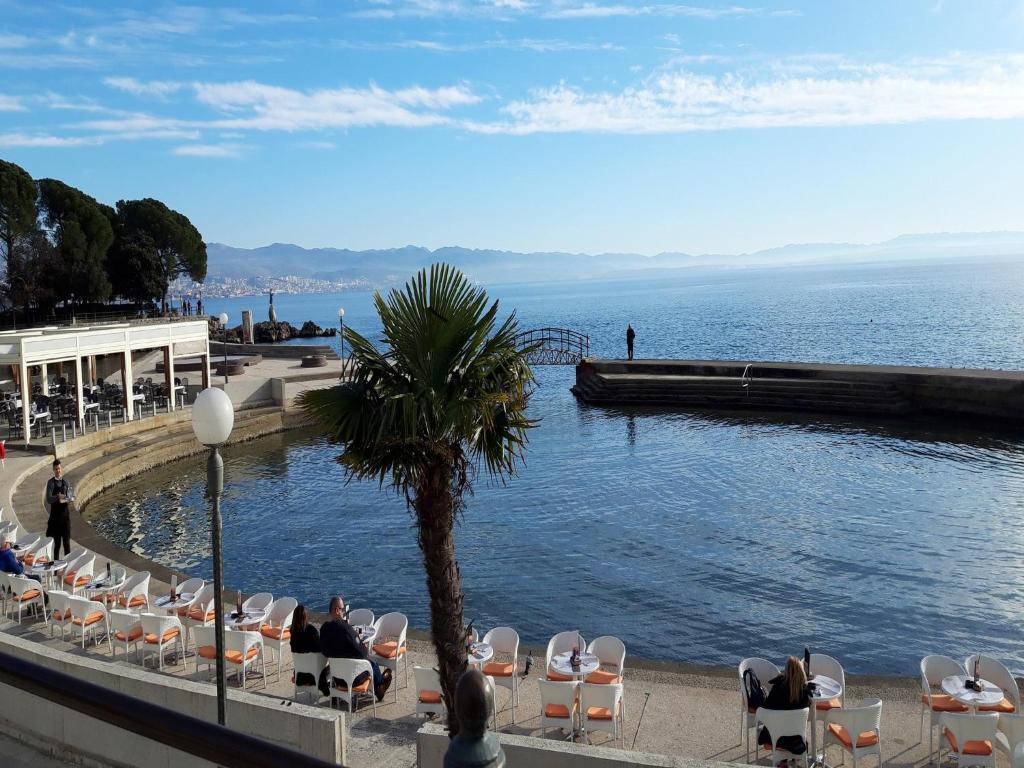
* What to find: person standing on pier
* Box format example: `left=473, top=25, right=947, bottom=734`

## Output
left=44, top=459, right=74, bottom=560
left=626, top=324, right=636, bottom=360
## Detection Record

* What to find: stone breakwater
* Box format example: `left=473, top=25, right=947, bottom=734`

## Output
left=572, top=358, right=1024, bottom=425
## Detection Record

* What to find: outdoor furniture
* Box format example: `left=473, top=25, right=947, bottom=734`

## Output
left=47, top=589, right=73, bottom=640
left=941, top=712, right=998, bottom=768
left=810, top=654, right=847, bottom=755
left=140, top=613, right=185, bottom=670
left=21, top=536, right=52, bottom=567
left=370, top=611, right=409, bottom=700
left=467, top=640, right=493, bottom=670
left=109, top=608, right=144, bottom=660
left=241, top=592, right=274, bottom=615
left=293, top=652, right=327, bottom=704
left=538, top=678, right=579, bottom=738
left=996, top=713, right=1024, bottom=768
left=225, top=629, right=265, bottom=688
left=806, top=671, right=843, bottom=766
left=483, top=627, right=520, bottom=724
left=62, top=553, right=95, bottom=594
left=328, top=657, right=377, bottom=715
left=586, top=636, right=625, bottom=684
left=824, top=699, right=882, bottom=768
left=921, top=655, right=970, bottom=764
left=757, top=706, right=810, bottom=768
left=183, top=584, right=216, bottom=650
left=116, top=571, right=151, bottom=610
left=259, top=596, right=296, bottom=681
left=546, top=631, right=586, bottom=682
left=414, top=665, right=446, bottom=721
left=347, top=608, right=374, bottom=627
left=942, top=675, right=1006, bottom=713
left=66, top=594, right=111, bottom=651
left=192, top=625, right=218, bottom=680
left=7, top=574, right=44, bottom=623
left=580, top=682, right=626, bottom=747
left=964, top=655, right=1020, bottom=712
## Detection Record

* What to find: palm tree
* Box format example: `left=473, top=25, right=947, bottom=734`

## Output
left=299, top=263, right=535, bottom=732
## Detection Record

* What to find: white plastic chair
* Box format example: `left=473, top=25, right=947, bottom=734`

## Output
left=483, top=627, right=520, bottom=724
left=370, top=611, right=409, bottom=700
left=538, top=678, right=579, bottom=737
left=586, top=636, right=625, bottom=684
left=242, top=592, right=274, bottom=614
left=348, top=608, right=375, bottom=627
left=965, top=655, right=1020, bottom=713
left=13, top=532, right=39, bottom=553
left=192, top=625, right=218, bottom=681
left=580, top=682, right=626, bottom=747
left=825, top=698, right=882, bottom=768
left=66, top=594, right=111, bottom=651
left=47, top=589, right=73, bottom=640
left=740, top=657, right=781, bottom=763
left=810, top=653, right=846, bottom=750
left=328, top=657, right=377, bottom=715
left=941, top=712, right=998, bottom=768
left=23, top=536, right=52, bottom=567
left=546, top=631, right=586, bottom=682
left=921, top=655, right=969, bottom=764
left=996, top=712, right=1024, bottom=768
left=140, top=613, right=185, bottom=670
left=7, top=573, right=44, bottom=622
left=183, top=583, right=216, bottom=650
left=62, top=553, right=95, bottom=594
left=176, top=577, right=205, bottom=598
left=225, top=629, right=265, bottom=689
left=116, top=571, right=151, bottom=610
left=293, top=652, right=327, bottom=704
left=260, top=596, right=297, bottom=681
left=757, top=706, right=810, bottom=768
left=414, top=666, right=446, bottom=720
left=109, top=608, right=143, bottom=660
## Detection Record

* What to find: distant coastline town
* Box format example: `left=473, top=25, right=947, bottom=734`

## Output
left=170, top=274, right=371, bottom=300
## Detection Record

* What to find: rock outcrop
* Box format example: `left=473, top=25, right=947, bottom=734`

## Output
left=209, top=318, right=336, bottom=343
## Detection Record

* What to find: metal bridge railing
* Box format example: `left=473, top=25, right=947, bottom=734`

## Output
left=514, top=327, right=590, bottom=365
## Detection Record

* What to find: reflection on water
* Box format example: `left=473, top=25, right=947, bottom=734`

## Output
left=89, top=366, right=1024, bottom=675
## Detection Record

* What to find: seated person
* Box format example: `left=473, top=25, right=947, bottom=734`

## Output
left=318, top=595, right=392, bottom=701
left=0, top=540, right=41, bottom=584
left=289, top=604, right=321, bottom=687
left=757, top=656, right=810, bottom=758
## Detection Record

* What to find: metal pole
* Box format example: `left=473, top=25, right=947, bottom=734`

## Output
left=339, top=315, right=345, bottom=378
left=206, top=446, right=227, bottom=726
left=222, top=326, right=229, bottom=385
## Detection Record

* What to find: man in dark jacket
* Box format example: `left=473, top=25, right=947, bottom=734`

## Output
left=319, top=595, right=392, bottom=701
left=626, top=324, right=636, bottom=360
left=44, top=459, right=73, bottom=559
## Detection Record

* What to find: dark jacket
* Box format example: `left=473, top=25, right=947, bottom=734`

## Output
left=45, top=477, right=72, bottom=520
left=758, top=673, right=811, bottom=753
left=319, top=618, right=368, bottom=661
left=289, top=623, right=320, bottom=655
left=0, top=547, right=23, bottom=575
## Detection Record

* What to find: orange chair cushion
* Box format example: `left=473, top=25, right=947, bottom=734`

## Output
left=979, top=697, right=1015, bottom=713
left=188, top=607, right=216, bottom=621
left=484, top=662, right=513, bottom=677
left=921, top=693, right=969, bottom=713
left=586, top=669, right=622, bottom=685
left=545, top=703, right=572, bottom=718
left=334, top=677, right=372, bottom=693
left=115, top=626, right=144, bottom=642
left=586, top=704, right=620, bottom=721
left=828, top=723, right=879, bottom=748
left=225, top=647, right=260, bottom=664
left=73, top=611, right=105, bottom=627
left=91, top=593, right=117, bottom=605
left=118, top=595, right=148, bottom=608
left=144, top=628, right=180, bottom=644
left=52, top=609, right=71, bottom=621
left=547, top=670, right=574, bottom=682
left=16, top=589, right=41, bottom=601
left=197, top=645, right=217, bottom=659
left=419, top=691, right=443, bottom=704
left=62, top=571, right=77, bottom=585
left=260, top=625, right=290, bottom=640
left=816, top=697, right=842, bottom=711
left=372, top=640, right=406, bottom=659
left=944, top=728, right=993, bottom=756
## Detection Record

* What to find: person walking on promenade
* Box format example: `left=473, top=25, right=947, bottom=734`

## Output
left=44, top=459, right=74, bottom=560
left=319, top=595, right=392, bottom=700
left=197, top=298, right=204, bottom=316
left=626, top=324, right=636, bottom=360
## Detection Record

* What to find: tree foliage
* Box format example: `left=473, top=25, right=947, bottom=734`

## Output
left=299, top=264, right=535, bottom=733
left=0, top=159, right=37, bottom=273
left=37, top=178, right=113, bottom=305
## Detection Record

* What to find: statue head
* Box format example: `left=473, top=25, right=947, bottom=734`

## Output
left=454, top=668, right=491, bottom=739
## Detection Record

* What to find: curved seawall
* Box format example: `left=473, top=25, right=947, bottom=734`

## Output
left=573, top=359, right=1024, bottom=425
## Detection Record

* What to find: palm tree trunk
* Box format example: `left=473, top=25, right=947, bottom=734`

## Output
left=415, top=462, right=467, bottom=736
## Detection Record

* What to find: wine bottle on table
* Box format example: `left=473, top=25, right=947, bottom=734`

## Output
left=236, top=592, right=243, bottom=617
left=170, top=574, right=177, bottom=601
left=974, top=656, right=980, bottom=684
left=804, top=647, right=811, bottom=678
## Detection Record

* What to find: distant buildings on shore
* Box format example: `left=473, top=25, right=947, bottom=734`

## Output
left=170, top=274, right=371, bottom=299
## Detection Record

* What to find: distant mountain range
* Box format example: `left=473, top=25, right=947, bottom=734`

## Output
left=204, top=231, right=1024, bottom=289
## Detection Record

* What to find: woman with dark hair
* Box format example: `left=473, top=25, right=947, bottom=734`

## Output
left=757, top=656, right=811, bottom=758
left=289, top=604, right=320, bottom=686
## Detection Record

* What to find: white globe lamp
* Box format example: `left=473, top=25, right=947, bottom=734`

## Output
left=191, top=387, right=234, bottom=446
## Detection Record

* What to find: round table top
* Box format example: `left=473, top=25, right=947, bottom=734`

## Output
left=942, top=675, right=1005, bottom=707
left=354, top=625, right=378, bottom=644
left=29, top=560, right=66, bottom=574
left=551, top=651, right=600, bottom=677
left=468, top=642, right=494, bottom=665
left=84, top=575, right=126, bottom=592
left=154, top=592, right=195, bottom=610
left=226, top=610, right=267, bottom=630
left=808, top=674, right=843, bottom=701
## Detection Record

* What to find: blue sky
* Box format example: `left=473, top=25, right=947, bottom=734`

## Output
left=2, top=0, right=1023, bottom=255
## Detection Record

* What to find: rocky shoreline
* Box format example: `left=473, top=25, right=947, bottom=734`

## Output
left=209, top=317, right=337, bottom=344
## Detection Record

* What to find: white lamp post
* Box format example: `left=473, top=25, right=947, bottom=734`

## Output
left=191, top=387, right=234, bottom=727
left=218, top=312, right=230, bottom=384
left=337, top=307, right=346, bottom=377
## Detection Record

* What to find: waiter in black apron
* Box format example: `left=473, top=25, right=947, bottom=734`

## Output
left=45, top=459, right=74, bottom=560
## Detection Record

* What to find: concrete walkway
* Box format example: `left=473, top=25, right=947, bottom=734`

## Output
left=0, top=731, right=81, bottom=768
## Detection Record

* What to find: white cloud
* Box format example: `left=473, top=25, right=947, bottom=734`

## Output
left=0, top=132, right=99, bottom=148
left=104, top=77, right=184, bottom=97
left=173, top=143, right=246, bottom=157
left=0, top=95, right=25, bottom=112
left=0, top=33, right=32, bottom=49
left=467, top=53, right=1024, bottom=134
left=350, top=0, right=788, bottom=18
left=332, top=37, right=622, bottom=52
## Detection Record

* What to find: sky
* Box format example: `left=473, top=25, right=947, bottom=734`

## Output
left=1, top=0, right=1023, bottom=256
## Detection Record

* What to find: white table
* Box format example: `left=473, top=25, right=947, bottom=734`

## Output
left=154, top=592, right=196, bottom=614
left=467, top=641, right=493, bottom=668
left=84, top=402, right=100, bottom=411
left=942, top=675, right=1004, bottom=712
left=808, top=673, right=843, bottom=767
left=29, top=559, right=66, bottom=588
left=84, top=572, right=126, bottom=600
left=551, top=651, right=601, bottom=742
left=225, top=609, right=267, bottom=631
left=354, top=625, right=378, bottom=647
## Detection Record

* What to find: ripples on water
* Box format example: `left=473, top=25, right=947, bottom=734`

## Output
left=90, top=260, right=1024, bottom=675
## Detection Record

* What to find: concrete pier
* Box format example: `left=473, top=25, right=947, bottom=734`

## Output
left=572, top=358, right=1024, bottom=424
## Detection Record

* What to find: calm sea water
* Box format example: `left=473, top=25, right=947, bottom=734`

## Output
left=92, top=258, right=1024, bottom=675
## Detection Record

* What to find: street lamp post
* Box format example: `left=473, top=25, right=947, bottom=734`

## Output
left=337, top=307, right=345, bottom=378
left=219, top=312, right=230, bottom=384
left=191, top=388, right=234, bottom=727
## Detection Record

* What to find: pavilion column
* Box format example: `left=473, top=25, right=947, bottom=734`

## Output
left=40, top=362, right=48, bottom=398
left=20, top=363, right=31, bottom=447
left=87, top=355, right=96, bottom=387
left=121, top=350, right=134, bottom=421
left=163, top=345, right=175, bottom=411
left=74, top=356, right=85, bottom=430
left=201, top=345, right=211, bottom=390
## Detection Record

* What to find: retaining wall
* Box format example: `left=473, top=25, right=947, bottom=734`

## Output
left=0, top=633, right=345, bottom=767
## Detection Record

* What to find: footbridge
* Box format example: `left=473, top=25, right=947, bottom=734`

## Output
left=514, top=327, right=590, bottom=365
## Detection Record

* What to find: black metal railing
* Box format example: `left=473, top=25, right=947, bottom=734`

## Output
left=0, top=650, right=343, bottom=768
left=513, top=327, right=590, bottom=365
